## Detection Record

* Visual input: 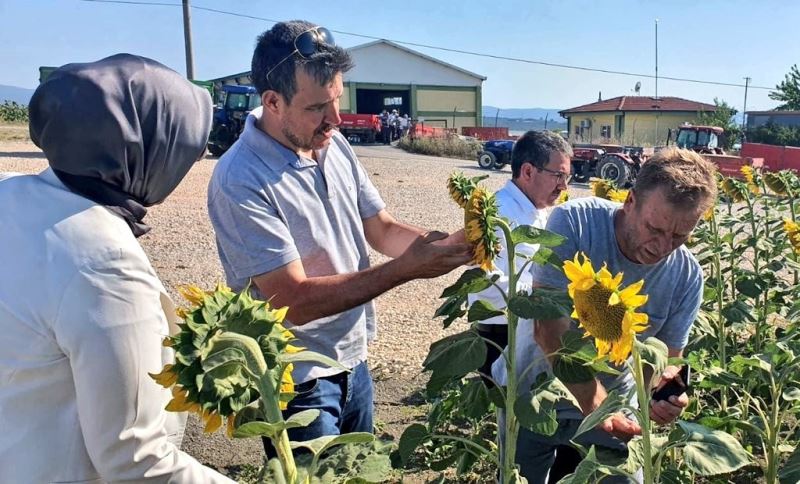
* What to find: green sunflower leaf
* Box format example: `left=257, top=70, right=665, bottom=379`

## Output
left=397, top=423, right=430, bottom=466
left=572, top=390, right=627, bottom=441
left=440, top=268, right=492, bottom=298
left=467, top=299, right=505, bottom=322
left=510, top=225, right=566, bottom=247
left=508, top=288, right=573, bottom=320
left=675, top=421, right=752, bottom=475
left=290, top=432, right=375, bottom=456
left=422, top=330, right=486, bottom=378
left=515, top=373, right=577, bottom=436
left=779, top=444, right=800, bottom=483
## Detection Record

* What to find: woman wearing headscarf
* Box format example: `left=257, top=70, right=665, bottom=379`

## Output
left=0, top=54, right=234, bottom=483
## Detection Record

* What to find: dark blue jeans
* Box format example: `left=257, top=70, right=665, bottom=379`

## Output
left=262, top=361, right=374, bottom=458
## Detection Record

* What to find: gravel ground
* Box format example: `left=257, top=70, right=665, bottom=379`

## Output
left=0, top=140, right=590, bottom=480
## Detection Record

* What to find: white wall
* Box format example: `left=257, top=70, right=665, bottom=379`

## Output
left=345, top=42, right=482, bottom=87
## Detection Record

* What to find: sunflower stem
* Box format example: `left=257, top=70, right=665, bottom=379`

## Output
left=710, top=209, right=728, bottom=412
left=632, top=346, right=655, bottom=484
left=256, top=370, right=299, bottom=484
left=496, top=218, right=520, bottom=482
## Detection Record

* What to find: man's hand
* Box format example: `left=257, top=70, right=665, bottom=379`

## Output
left=649, top=365, right=689, bottom=425
left=431, top=228, right=466, bottom=246
left=396, top=231, right=473, bottom=280
left=599, top=412, right=642, bottom=441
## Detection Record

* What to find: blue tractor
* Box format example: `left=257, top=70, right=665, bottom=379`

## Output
left=477, top=139, right=514, bottom=170
left=207, top=85, right=261, bottom=156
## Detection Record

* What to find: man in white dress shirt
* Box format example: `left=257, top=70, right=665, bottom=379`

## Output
left=470, top=130, right=573, bottom=386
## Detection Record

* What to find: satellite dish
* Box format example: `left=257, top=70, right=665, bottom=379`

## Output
left=634, top=81, right=642, bottom=94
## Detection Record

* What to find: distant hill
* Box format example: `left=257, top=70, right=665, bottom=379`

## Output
left=482, top=116, right=567, bottom=133
left=483, top=106, right=565, bottom=123
left=0, top=84, right=35, bottom=105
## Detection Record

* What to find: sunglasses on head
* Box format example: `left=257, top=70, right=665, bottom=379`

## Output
left=265, top=26, right=336, bottom=86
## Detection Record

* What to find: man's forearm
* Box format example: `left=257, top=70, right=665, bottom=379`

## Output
left=265, top=258, right=412, bottom=325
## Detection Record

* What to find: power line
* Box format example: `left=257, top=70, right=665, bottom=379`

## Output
left=79, top=0, right=776, bottom=91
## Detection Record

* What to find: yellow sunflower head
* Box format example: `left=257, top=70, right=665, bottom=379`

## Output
left=784, top=219, right=800, bottom=255
left=447, top=172, right=488, bottom=209
left=563, top=253, right=649, bottom=364
left=607, top=188, right=629, bottom=204
left=152, top=285, right=297, bottom=435
left=590, top=178, right=614, bottom=199
left=740, top=165, right=760, bottom=195
left=764, top=171, right=789, bottom=196
left=464, top=186, right=501, bottom=271
left=720, top=177, right=747, bottom=202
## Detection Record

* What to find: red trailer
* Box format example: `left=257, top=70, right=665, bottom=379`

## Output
left=338, top=113, right=381, bottom=144
left=741, top=142, right=800, bottom=172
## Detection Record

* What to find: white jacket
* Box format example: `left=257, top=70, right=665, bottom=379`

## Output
left=467, top=180, right=550, bottom=325
left=0, top=169, right=233, bottom=483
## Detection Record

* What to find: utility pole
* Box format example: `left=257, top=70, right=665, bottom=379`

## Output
left=182, top=0, right=195, bottom=80
left=654, top=18, right=659, bottom=100
left=742, top=77, right=751, bottom=142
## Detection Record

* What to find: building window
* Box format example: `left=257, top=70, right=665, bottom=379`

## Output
left=601, top=125, right=612, bottom=138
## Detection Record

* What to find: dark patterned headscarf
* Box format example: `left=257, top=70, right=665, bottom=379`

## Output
left=29, top=53, right=212, bottom=236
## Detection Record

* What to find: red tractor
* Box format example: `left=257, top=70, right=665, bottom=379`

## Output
left=570, top=144, right=647, bottom=187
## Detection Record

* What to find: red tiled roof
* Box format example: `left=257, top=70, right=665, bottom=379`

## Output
left=560, top=96, right=717, bottom=115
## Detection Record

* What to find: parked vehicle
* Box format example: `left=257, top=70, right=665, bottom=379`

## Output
left=741, top=142, right=800, bottom=172
left=477, top=140, right=514, bottom=169
left=207, top=85, right=260, bottom=156
left=570, top=144, right=647, bottom=186
left=570, top=125, right=757, bottom=186
left=338, top=113, right=381, bottom=144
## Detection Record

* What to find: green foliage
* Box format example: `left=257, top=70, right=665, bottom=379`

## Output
left=769, top=64, right=800, bottom=111
left=697, top=98, right=741, bottom=149
left=397, top=134, right=483, bottom=160
left=748, top=122, right=800, bottom=147
left=0, top=101, right=28, bottom=123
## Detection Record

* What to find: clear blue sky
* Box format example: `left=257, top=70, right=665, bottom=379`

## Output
left=1, top=0, right=794, bottom=112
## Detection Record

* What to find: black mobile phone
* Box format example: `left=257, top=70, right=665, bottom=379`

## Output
left=652, top=365, right=691, bottom=401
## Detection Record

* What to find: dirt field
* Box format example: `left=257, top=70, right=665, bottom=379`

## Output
left=0, top=139, right=590, bottom=482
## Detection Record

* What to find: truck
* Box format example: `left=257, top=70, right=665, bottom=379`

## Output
left=337, top=113, right=381, bottom=144
left=206, top=84, right=261, bottom=156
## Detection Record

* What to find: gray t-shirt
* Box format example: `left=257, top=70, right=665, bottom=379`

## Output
left=494, top=197, right=702, bottom=418
left=208, top=108, right=386, bottom=382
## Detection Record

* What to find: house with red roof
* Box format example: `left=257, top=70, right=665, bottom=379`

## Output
left=560, top=96, right=717, bottom=146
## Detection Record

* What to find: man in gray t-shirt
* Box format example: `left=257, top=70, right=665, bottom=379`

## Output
left=207, top=21, right=471, bottom=453
left=505, top=148, right=717, bottom=482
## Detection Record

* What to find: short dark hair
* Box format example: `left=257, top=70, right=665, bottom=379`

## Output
left=510, top=130, right=573, bottom=178
left=251, top=20, right=354, bottom=103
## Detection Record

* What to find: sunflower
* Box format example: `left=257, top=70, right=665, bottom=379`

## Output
left=590, top=178, right=614, bottom=199
left=740, top=166, right=760, bottom=195
left=447, top=172, right=487, bottom=209
left=563, top=253, right=649, bottom=364
left=784, top=219, right=800, bottom=255
left=720, top=177, right=747, bottom=202
left=556, top=190, right=570, bottom=205
left=764, top=171, right=789, bottom=195
left=151, top=285, right=298, bottom=436
left=607, top=188, right=629, bottom=203
left=464, top=186, right=501, bottom=271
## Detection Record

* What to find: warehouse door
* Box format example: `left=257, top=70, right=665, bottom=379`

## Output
left=356, top=88, right=410, bottom=116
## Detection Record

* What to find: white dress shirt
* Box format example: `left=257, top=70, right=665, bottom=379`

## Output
left=467, top=180, right=550, bottom=325
left=0, top=169, right=233, bottom=483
